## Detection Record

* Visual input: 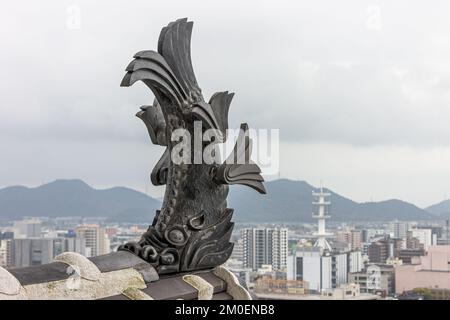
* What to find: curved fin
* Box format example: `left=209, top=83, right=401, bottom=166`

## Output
left=158, top=18, right=203, bottom=103
left=215, top=123, right=266, bottom=194
left=121, top=52, right=187, bottom=110
left=191, top=101, right=222, bottom=137
left=151, top=148, right=170, bottom=186
left=136, top=99, right=167, bottom=146
left=208, top=91, right=234, bottom=141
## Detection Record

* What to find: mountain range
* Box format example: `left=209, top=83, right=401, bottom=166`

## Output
left=0, top=180, right=160, bottom=223
left=0, top=179, right=447, bottom=223
left=425, top=200, right=450, bottom=218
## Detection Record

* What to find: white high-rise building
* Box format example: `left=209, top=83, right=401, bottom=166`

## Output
left=348, top=250, right=364, bottom=273
left=390, top=221, right=409, bottom=239
left=242, top=228, right=288, bottom=271
left=287, top=247, right=349, bottom=292
left=411, top=228, right=433, bottom=250
left=0, top=240, right=12, bottom=267
left=75, top=225, right=110, bottom=257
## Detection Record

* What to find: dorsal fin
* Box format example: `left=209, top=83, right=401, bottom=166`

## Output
left=158, top=18, right=203, bottom=103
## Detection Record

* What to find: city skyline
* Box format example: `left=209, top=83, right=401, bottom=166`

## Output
left=2, top=210, right=450, bottom=299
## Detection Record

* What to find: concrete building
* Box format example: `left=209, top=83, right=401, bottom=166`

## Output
left=336, top=230, right=363, bottom=251
left=287, top=247, right=349, bottom=293
left=411, top=228, right=433, bottom=250
left=406, top=231, right=423, bottom=250
left=386, top=257, right=403, bottom=268
left=368, top=240, right=390, bottom=263
left=0, top=231, right=14, bottom=240
left=368, top=236, right=402, bottom=263
left=396, top=248, right=425, bottom=264
left=395, top=246, right=450, bottom=294
left=390, top=221, right=409, bottom=239
left=242, top=227, right=288, bottom=271
left=13, top=219, right=42, bottom=238
left=437, top=238, right=450, bottom=246
left=361, top=229, right=369, bottom=243
left=11, top=237, right=87, bottom=267
left=350, top=230, right=363, bottom=250
left=254, top=276, right=308, bottom=296
left=13, top=238, right=56, bottom=267
left=348, top=264, right=396, bottom=295
left=254, top=280, right=379, bottom=300
left=0, top=240, right=13, bottom=267
left=417, top=225, right=441, bottom=244
left=348, top=250, right=364, bottom=273
left=0, top=241, right=6, bottom=266
left=64, top=236, right=87, bottom=255
left=321, top=283, right=361, bottom=300
left=75, top=224, right=110, bottom=257
left=336, top=230, right=362, bottom=251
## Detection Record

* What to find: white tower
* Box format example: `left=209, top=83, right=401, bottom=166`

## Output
left=312, top=186, right=332, bottom=251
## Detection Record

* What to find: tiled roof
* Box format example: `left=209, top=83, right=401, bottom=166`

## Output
left=0, top=251, right=250, bottom=300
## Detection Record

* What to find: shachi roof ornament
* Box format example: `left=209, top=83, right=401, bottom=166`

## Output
left=118, top=18, right=266, bottom=275
left=0, top=18, right=261, bottom=300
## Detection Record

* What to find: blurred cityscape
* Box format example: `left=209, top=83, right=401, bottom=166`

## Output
left=1, top=186, right=449, bottom=300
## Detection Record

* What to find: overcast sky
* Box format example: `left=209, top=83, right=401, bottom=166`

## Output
left=2, top=0, right=450, bottom=207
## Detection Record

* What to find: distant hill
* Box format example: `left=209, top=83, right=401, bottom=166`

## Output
left=0, top=178, right=433, bottom=223
left=228, top=179, right=432, bottom=222
left=0, top=179, right=161, bottom=223
left=425, top=200, right=450, bottom=218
